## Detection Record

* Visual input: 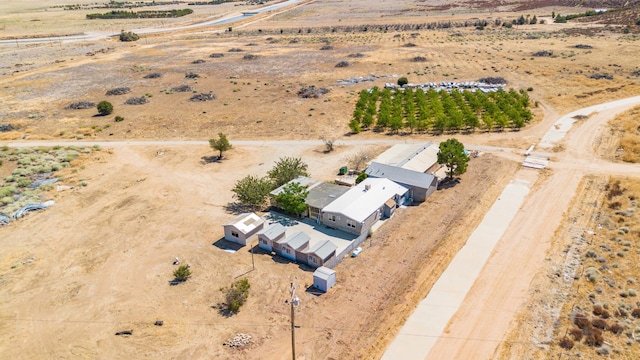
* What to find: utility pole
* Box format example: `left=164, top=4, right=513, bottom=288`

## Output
left=286, top=282, right=299, bottom=360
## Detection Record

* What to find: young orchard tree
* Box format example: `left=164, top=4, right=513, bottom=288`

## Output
left=437, top=138, right=470, bottom=180
left=209, top=133, right=232, bottom=159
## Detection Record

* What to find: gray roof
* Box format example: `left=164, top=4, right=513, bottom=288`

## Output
left=306, top=240, right=338, bottom=260
left=257, top=222, right=286, bottom=240
left=313, top=266, right=336, bottom=280
left=305, top=182, right=350, bottom=210
left=278, top=231, right=310, bottom=250
left=365, top=162, right=436, bottom=189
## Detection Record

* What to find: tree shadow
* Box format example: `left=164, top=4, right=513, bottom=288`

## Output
left=200, top=155, right=220, bottom=164
left=169, top=278, right=186, bottom=286
left=224, top=202, right=259, bottom=215
left=437, top=177, right=461, bottom=190
left=211, top=303, right=237, bottom=318
left=305, top=284, right=325, bottom=296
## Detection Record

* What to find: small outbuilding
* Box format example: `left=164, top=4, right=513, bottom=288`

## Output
left=223, top=212, right=265, bottom=246
left=306, top=240, right=338, bottom=268
left=275, top=231, right=310, bottom=262
left=313, top=266, right=337, bottom=292
left=257, top=222, right=286, bottom=252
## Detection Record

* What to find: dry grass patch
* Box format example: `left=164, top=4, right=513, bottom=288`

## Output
left=605, top=105, right=640, bottom=163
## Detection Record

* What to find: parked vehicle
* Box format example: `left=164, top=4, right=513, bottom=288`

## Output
left=351, top=247, right=362, bottom=257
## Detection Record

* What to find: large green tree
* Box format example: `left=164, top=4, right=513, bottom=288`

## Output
left=274, top=182, right=309, bottom=216
left=209, top=133, right=232, bottom=159
left=437, top=138, right=470, bottom=180
left=232, top=175, right=272, bottom=208
left=268, top=156, right=309, bottom=188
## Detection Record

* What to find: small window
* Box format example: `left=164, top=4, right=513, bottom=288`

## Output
left=231, top=231, right=239, bottom=237
left=346, top=219, right=356, bottom=228
left=329, top=214, right=336, bottom=222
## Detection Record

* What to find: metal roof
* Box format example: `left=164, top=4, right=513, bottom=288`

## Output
left=257, top=222, right=286, bottom=240
left=278, top=231, right=310, bottom=250
left=270, top=176, right=320, bottom=197
left=313, top=266, right=336, bottom=280
left=306, top=240, right=338, bottom=260
left=223, top=213, right=264, bottom=234
left=321, top=178, right=408, bottom=223
left=365, top=162, right=436, bottom=189
left=401, top=143, right=439, bottom=173
left=372, top=143, right=433, bottom=168
left=305, top=182, right=350, bottom=210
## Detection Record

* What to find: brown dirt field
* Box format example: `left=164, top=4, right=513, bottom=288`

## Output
left=3, top=1, right=640, bottom=359
left=0, top=142, right=517, bottom=359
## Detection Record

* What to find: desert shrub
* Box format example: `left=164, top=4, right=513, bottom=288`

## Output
left=143, top=72, right=162, bottom=79
left=222, top=278, right=251, bottom=314
left=114, top=115, right=124, bottom=122
left=558, top=336, right=574, bottom=349
left=185, top=72, right=200, bottom=79
left=593, top=305, right=605, bottom=316
left=297, top=86, right=329, bottom=99
left=592, top=318, right=607, bottom=329
left=97, top=101, right=113, bottom=115
left=243, top=54, right=259, bottom=60
left=106, top=87, right=131, bottom=96
left=348, top=53, right=366, bottom=58
left=589, top=73, right=613, bottom=80
left=569, top=327, right=583, bottom=341
left=335, top=61, right=350, bottom=68
left=172, top=265, right=191, bottom=283
left=584, top=328, right=604, bottom=346
left=573, top=313, right=590, bottom=329
left=320, top=45, right=333, bottom=50
left=66, top=101, right=95, bottom=110
left=533, top=50, right=553, bottom=57
left=585, top=267, right=600, bottom=282
left=628, top=288, right=637, bottom=296
left=596, top=345, right=610, bottom=355
left=575, top=44, right=593, bottom=49
left=192, top=59, right=205, bottom=64
left=411, top=56, right=427, bottom=62
left=17, top=179, right=32, bottom=188
left=585, top=249, right=598, bottom=258
left=124, top=97, right=148, bottom=105
left=403, top=42, right=417, bottom=47
left=209, top=53, right=224, bottom=58
left=119, top=30, right=139, bottom=42
left=609, top=201, right=622, bottom=209
left=171, top=84, right=194, bottom=93
left=397, top=77, right=409, bottom=86
left=608, top=322, right=624, bottom=334
left=189, top=93, right=216, bottom=102
left=228, top=48, right=243, bottom=52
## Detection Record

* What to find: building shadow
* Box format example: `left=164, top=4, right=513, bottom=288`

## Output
left=212, top=237, right=244, bottom=252
left=305, top=284, right=325, bottom=296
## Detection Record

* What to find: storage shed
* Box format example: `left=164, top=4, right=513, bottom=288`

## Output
left=313, top=266, right=337, bottom=292
left=223, top=212, right=265, bottom=246
left=275, top=231, right=310, bottom=262
left=306, top=240, right=338, bottom=268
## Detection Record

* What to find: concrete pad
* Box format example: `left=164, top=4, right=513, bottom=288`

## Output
left=381, top=178, right=531, bottom=360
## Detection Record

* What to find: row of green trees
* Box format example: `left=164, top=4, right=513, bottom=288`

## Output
left=348, top=87, right=533, bottom=134
left=87, top=9, right=192, bottom=19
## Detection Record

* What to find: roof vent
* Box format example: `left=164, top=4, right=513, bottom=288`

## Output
left=364, top=184, right=371, bottom=191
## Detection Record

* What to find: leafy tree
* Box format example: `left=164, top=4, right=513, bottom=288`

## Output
left=173, top=265, right=192, bottom=283
left=274, top=182, right=309, bottom=215
left=355, top=172, right=368, bottom=184
left=97, top=101, right=113, bottom=115
left=437, top=138, right=470, bottom=180
left=517, top=15, right=526, bottom=25
left=232, top=175, right=273, bottom=208
left=397, top=77, right=408, bottom=86
left=209, top=132, right=232, bottom=159
left=222, top=278, right=250, bottom=314
left=530, top=15, right=538, bottom=24
left=268, top=157, right=309, bottom=188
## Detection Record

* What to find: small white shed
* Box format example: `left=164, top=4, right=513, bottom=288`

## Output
left=313, top=266, right=336, bottom=292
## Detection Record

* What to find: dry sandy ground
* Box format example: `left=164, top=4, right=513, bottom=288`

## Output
left=0, top=141, right=517, bottom=359
left=2, top=1, right=640, bottom=359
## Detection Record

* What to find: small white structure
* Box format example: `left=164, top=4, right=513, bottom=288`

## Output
left=223, top=212, right=265, bottom=246
left=313, top=266, right=336, bottom=292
